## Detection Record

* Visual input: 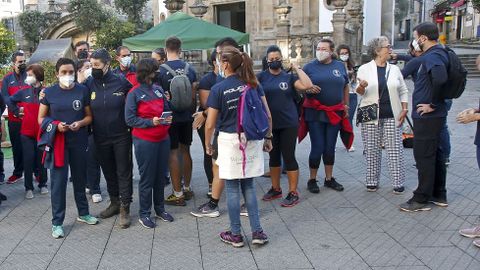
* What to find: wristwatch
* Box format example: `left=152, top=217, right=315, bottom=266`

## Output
left=264, top=135, right=273, bottom=140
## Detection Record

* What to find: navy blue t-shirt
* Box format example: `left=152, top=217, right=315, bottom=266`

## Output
left=198, top=71, right=217, bottom=111
left=207, top=75, right=265, bottom=133
left=41, top=83, right=90, bottom=146
left=377, top=66, right=394, bottom=119
left=303, top=59, right=348, bottom=122
left=257, top=70, right=298, bottom=129
left=158, top=60, right=197, bottom=123
left=412, top=45, right=448, bottom=119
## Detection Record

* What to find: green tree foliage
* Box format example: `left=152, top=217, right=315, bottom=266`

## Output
left=18, top=11, right=48, bottom=48
left=67, top=0, right=110, bottom=41
left=0, top=23, right=16, bottom=65
left=473, top=0, right=480, bottom=13
left=95, top=17, right=136, bottom=51
left=113, top=0, right=149, bottom=29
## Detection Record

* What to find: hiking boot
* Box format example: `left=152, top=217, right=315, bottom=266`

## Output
left=252, top=231, right=269, bottom=245
left=119, top=203, right=131, bottom=229
left=281, top=191, right=300, bottom=207
left=307, top=179, right=320, bottom=194
left=429, top=197, right=448, bottom=207
left=399, top=199, right=431, bottom=212
left=190, top=202, right=220, bottom=218
left=459, top=226, right=480, bottom=238
left=220, top=231, right=244, bottom=247
left=324, top=177, right=344, bottom=191
left=165, top=194, right=186, bottom=206
left=184, top=189, right=194, bottom=201
left=262, top=187, right=282, bottom=201
left=99, top=197, right=120, bottom=219
left=393, top=186, right=405, bottom=194
left=366, top=185, right=378, bottom=192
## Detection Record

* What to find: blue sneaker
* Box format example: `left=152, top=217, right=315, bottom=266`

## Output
left=52, top=225, right=64, bottom=239
left=156, top=212, right=174, bottom=222
left=77, top=215, right=99, bottom=225
left=139, top=217, right=156, bottom=228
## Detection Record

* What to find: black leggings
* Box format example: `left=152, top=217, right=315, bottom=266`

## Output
left=197, top=124, right=213, bottom=184
left=269, top=127, right=299, bottom=171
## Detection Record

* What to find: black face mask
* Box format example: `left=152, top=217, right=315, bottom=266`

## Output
left=78, top=50, right=89, bottom=60
left=267, top=60, right=282, bottom=70
left=92, top=68, right=105, bottom=80
left=18, top=63, right=26, bottom=73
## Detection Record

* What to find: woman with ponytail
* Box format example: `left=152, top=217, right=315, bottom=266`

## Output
left=205, top=46, right=272, bottom=248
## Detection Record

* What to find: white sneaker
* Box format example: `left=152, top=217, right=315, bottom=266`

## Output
left=40, top=187, right=49, bottom=195
left=85, top=188, right=90, bottom=194
left=25, top=190, right=34, bottom=199
left=92, top=194, right=103, bottom=203
left=347, top=146, right=355, bottom=152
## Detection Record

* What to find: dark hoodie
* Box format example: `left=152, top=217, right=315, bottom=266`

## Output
left=412, top=44, right=449, bottom=119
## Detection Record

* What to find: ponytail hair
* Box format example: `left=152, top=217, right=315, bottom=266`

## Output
left=219, top=46, right=258, bottom=88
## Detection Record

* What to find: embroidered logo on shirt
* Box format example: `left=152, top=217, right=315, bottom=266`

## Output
left=333, top=69, right=341, bottom=77
left=91, top=92, right=96, bottom=100
left=25, top=95, right=31, bottom=99
left=113, top=92, right=125, bottom=97
left=72, top=100, right=82, bottom=111
left=279, top=82, right=289, bottom=91
left=46, top=123, right=53, bottom=132
left=140, top=94, right=146, bottom=99
left=154, top=90, right=163, bottom=98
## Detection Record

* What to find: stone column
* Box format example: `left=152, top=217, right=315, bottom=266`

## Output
left=329, top=0, right=348, bottom=45
left=347, top=0, right=364, bottom=63
left=274, top=0, right=292, bottom=61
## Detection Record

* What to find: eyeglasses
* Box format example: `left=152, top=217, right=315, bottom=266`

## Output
left=382, top=45, right=393, bottom=49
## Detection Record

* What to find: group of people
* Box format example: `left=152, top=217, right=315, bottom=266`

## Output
left=0, top=22, right=479, bottom=249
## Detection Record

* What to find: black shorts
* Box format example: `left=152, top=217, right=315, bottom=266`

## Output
left=169, top=121, right=193, bottom=150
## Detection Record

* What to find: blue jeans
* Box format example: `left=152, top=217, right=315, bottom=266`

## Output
left=225, top=178, right=262, bottom=235
left=307, top=121, right=340, bottom=168
left=439, top=99, right=453, bottom=160
left=51, top=145, right=89, bottom=225
left=133, top=137, right=170, bottom=218
left=348, top=93, right=358, bottom=127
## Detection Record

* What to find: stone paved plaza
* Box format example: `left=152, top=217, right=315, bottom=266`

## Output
left=0, top=80, right=479, bottom=270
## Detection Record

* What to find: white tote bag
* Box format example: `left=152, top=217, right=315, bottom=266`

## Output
left=216, top=132, right=264, bottom=180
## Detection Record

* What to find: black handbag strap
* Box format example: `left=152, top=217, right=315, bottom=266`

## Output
left=406, top=116, right=414, bottom=132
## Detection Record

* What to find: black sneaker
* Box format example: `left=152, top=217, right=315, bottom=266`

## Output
left=324, top=177, right=344, bottom=191
left=281, top=191, right=300, bottom=207
left=366, top=186, right=378, bottom=192
left=262, top=187, right=282, bottom=201
left=393, top=186, right=405, bottom=194
left=399, top=199, right=431, bottom=212
left=429, top=197, right=448, bottom=207
left=307, top=179, right=320, bottom=194
left=156, top=211, right=174, bottom=222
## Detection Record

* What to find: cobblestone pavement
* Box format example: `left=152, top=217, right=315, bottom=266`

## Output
left=0, top=79, right=479, bottom=270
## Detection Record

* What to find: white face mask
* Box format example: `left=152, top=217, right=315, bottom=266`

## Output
left=339, top=54, right=349, bottom=62
left=84, top=68, right=92, bottom=78
left=59, top=75, right=75, bottom=88
left=24, top=75, right=37, bottom=86
left=412, top=39, right=422, bottom=52
left=120, top=56, right=132, bottom=67
left=316, top=51, right=331, bottom=62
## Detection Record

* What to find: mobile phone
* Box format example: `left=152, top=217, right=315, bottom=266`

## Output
left=160, top=111, right=172, bottom=125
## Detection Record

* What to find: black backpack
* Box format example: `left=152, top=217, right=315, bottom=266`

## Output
left=442, top=47, right=467, bottom=99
